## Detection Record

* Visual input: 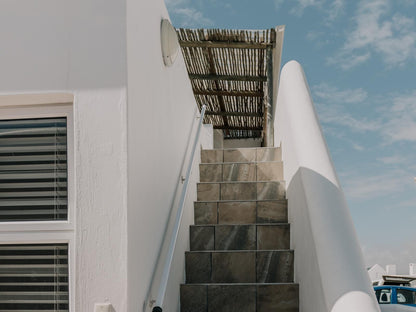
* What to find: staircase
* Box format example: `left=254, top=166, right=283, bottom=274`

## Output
left=180, top=147, right=299, bottom=312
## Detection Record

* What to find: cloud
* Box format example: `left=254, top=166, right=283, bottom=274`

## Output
left=274, top=0, right=285, bottom=9
left=327, top=52, right=371, bottom=70
left=343, top=169, right=407, bottom=199
left=377, top=155, right=409, bottom=165
left=382, top=91, right=416, bottom=142
left=313, top=83, right=368, bottom=104
left=171, top=7, right=214, bottom=27
left=328, top=0, right=416, bottom=69
left=164, top=0, right=214, bottom=27
left=290, top=0, right=325, bottom=16
left=327, top=0, right=345, bottom=21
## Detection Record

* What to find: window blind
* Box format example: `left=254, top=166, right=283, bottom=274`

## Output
left=0, top=243, right=69, bottom=311
left=0, top=118, right=68, bottom=221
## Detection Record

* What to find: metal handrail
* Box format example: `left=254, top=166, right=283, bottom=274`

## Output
left=148, top=105, right=206, bottom=312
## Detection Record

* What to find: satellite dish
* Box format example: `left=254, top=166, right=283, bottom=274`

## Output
left=161, top=19, right=179, bottom=67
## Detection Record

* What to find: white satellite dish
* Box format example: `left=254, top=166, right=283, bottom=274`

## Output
left=161, top=19, right=179, bottom=67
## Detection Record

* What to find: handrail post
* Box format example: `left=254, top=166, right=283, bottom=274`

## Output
left=147, top=105, right=206, bottom=312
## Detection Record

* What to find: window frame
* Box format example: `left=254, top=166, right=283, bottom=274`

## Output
left=0, top=93, right=75, bottom=312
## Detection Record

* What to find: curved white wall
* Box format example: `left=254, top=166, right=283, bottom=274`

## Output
left=274, top=60, right=380, bottom=312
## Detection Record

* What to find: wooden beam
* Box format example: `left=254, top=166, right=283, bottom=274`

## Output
left=205, top=111, right=262, bottom=117
left=189, top=74, right=267, bottom=82
left=205, top=47, right=230, bottom=134
left=179, top=40, right=272, bottom=49
left=193, top=90, right=263, bottom=97
left=213, top=126, right=263, bottom=131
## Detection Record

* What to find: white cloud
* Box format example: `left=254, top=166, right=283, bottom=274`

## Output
left=327, top=52, right=371, bottom=70
left=313, top=83, right=368, bottom=104
left=290, top=0, right=325, bottom=16
left=377, top=155, right=409, bottom=165
left=327, top=0, right=345, bottom=21
left=343, top=169, right=406, bottom=199
left=169, top=7, right=214, bottom=27
left=329, top=0, right=416, bottom=69
left=274, top=0, right=285, bottom=9
left=382, top=91, right=416, bottom=142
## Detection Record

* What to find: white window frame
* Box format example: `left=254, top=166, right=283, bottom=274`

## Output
left=0, top=93, right=75, bottom=312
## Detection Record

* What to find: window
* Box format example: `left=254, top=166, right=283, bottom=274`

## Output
left=0, top=117, right=68, bottom=221
left=397, top=289, right=416, bottom=304
left=375, top=288, right=391, bottom=304
left=0, top=243, right=69, bottom=311
left=0, top=94, right=75, bottom=312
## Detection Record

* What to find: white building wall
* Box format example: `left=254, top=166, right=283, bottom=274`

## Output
left=0, top=0, right=129, bottom=310
left=126, top=0, right=214, bottom=310
left=275, top=60, right=380, bottom=312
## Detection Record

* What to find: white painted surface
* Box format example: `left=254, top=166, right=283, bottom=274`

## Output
left=126, top=0, right=213, bottom=311
left=369, top=264, right=387, bottom=282
left=387, top=265, right=397, bottom=275
left=0, top=0, right=126, bottom=92
left=74, top=88, right=128, bottom=312
left=275, top=60, right=380, bottom=312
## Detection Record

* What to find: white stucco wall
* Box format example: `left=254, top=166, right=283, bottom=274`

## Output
left=126, top=1, right=212, bottom=311
left=0, top=0, right=129, bottom=310
left=0, top=0, right=126, bottom=91
left=275, top=60, right=380, bottom=312
left=74, top=88, right=128, bottom=311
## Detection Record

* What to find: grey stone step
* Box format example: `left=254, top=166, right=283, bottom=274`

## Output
left=201, top=147, right=282, bottom=163
left=194, top=200, right=288, bottom=225
left=199, top=161, right=283, bottom=182
left=197, top=181, right=286, bottom=201
left=185, top=250, right=294, bottom=284
left=181, top=283, right=299, bottom=312
left=190, top=224, right=290, bottom=251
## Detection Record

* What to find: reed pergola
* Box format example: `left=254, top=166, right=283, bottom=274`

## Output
left=177, top=27, right=284, bottom=143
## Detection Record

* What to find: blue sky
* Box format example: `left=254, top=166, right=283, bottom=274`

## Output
left=166, top=0, right=416, bottom=274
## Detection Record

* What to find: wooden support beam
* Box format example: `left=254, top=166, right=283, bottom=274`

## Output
left=179, top=40, right=272, bottom=49
left=205, top=111, right=263, bottom=117
left=213, top=126, right=263, bottom=131
left=189, top=74, right=267, bottom=82
left=193, top=90, right=263, bottom=97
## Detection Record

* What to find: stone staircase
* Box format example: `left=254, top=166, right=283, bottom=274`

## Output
left=180, top=147, right=299, bottom=312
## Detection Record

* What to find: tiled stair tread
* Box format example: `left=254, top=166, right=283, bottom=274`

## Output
left=194, top=200, right=288, bottom=225
left=201, top=148, right=282, bottom=163
left=185, top=250, right=294, bottom=284
left=186, top=249, right=294, bottom=253
left=195, top=199, right=288, bottom=203
left=190, top=224, right=290, bottom=251
left=181, top=283, right=299, bottom=312
left=181, top=282, right=298, bottom=285
left=200, top=160, right=284, bottom=164
left=198, top=180, right=285, bottom=184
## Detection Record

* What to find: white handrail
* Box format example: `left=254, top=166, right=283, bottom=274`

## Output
left=147, top=105, right=206, bottom=312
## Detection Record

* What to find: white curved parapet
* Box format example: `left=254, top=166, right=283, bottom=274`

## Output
left=274, top=60, right=381, bottom=312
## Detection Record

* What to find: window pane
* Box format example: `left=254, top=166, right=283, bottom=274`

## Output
left=0, top=243, right=69, bottom=311
left=397, top=289, right=416, bottom=304
left=0, top=117, right=68, bottom=221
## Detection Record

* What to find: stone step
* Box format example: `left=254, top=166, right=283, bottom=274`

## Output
left=185, top=250, right=294, bottom=284
left=190, top=224, right=290, bottom=251
left=199, top=161, right=283, bottom=182
left=201, top=147, right=281, bottom=163
left=197, top=181, right=286, bottom=201
left=194, top=200, right=288, bottom=225
left=181, top=283, right=299, bottom=312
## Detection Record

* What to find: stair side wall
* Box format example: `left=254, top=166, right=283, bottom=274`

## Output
left=274, top=60, right=380, bottom=312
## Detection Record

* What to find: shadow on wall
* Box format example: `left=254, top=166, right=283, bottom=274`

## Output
left=287, top=167, right=380, bottom=312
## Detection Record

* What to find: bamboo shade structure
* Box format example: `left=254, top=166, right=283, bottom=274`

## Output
left=177, top=28, right=279, bottom=140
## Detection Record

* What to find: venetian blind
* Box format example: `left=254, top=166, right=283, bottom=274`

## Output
left=0, top=243, right=69, bottom=311
left=0, top=117, right=68, bottom=221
